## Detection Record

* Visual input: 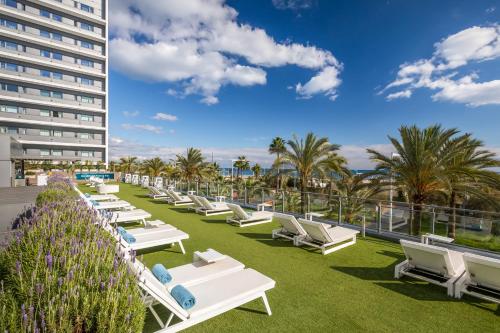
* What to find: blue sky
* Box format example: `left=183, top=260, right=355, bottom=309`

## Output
left=108, top=0, right=500, bottom=168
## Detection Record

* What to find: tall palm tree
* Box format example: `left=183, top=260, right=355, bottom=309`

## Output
left=143, top=157, right=166, bottom=177
left=367, top=125, right=460, bottom=235
left=176, top=148, right=205, bottom=182
left=203, top=162, right=222, bottom=182
left=282, top=132, right=346, bottom=213
left=441, top=135, right=500, bottom=238
left=162, top=163, right=179, bottom=181
left=251, top=163, right=262, bottom=179
left=119, top=156, right=138, bottom=174
left=269, top=137, right=286, bottom=190
left=233, top=156, right=250, bottom=180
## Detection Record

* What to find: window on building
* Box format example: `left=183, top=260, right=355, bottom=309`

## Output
left=40, top=30, right=51, bottom=38
left=80, top=22, right=93, bottom=31
left=18, top=128, right=26, bottom=135
left=52, top=52, right=63, bottom=60
left=1, top=19, right=18, bottom=30
left=1, top=105, right=18, bottom=113
left=81, top=150, right=93, bottom=157
left=5, top=0, right=17, bottom=8
left=80, top=77, right=93, bottom=85
left=2, top=62, right=18, bottom=71
left=53, top=130, right=62, bottom=137
left=80, top=114, right=93, bottom=122
left=2, top=40, right=18, bottom=50
left=40, top=90, right=51, bottom=97
left=80, top=40, right=93, bottom=49
left=52, top=91, right=63, bottom=99
left=52, top=111, right=61, bottom=118
left=52, top=32, right=63, bottom=41
left=80, top=96, right=93, bottom=103
left=2, top=83, right=18, bottom=92
left=40, top=9, right=50, bottom=18
left=52, top=14, right=62, bottom=22
left=52, top=72, right=63, bottom=80
left=40, top=149, right=50, bottom=156
left=40, top=69, right=51, bottom=77
left=52, top=149, right=62, bottom=156
left=7, top=127, right=16, bottom=134
left=40, top=129, right=50, bottom=136
left=40, top=110, right=50, bottom=117
left=80, top=59, right=93, bottom=67
left=80, top=132, right=89, bottom=139
left=0, top=127, right=6, bottom=133
left=80, top=3, right=93, bottom=13
left=40, top=49, right=51, bottom=58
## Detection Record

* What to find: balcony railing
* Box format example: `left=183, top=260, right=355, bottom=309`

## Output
left=0, top=89, right=104, bottom=110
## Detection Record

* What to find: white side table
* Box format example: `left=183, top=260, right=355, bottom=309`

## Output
left=305, top=212, right=325, bottom=221
left=257, top=203, right=272, bottom=211
left=421, top=233, right=454, bottom=245
left=187, top=190, right=196, bottom=195
left=215, top=195, right=225, bottom=202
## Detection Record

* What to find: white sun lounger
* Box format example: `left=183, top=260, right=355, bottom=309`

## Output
left=226, top=203, right=273, bottom=227
left=272, top=213, right=308, bottom=245
left=148, top=186, right=170, bottom=199
left=92, top=200, right=132, bottom=210
left=118, top=228, right=189, bottom=253
left=108, top=209, right=152, bottom=224
left=131, top=249, right=245, bottom=292
left=187, top=194, right=204, bottom=211
left=395, top=240, right=465, bottom=296
left=85, top=194, right=119, bottom=201
left=454, top=252, right=500, bottom=303
left=296, top=218, right=359, bottom=255
left=125, top=223, right=177, bottom=236
left=135, top=265, right=275, bottom=332
left=196, top=196, right=231, bottom=216
left=165, top=190, right=193, bottom=206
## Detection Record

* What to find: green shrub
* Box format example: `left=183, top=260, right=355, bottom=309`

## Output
left=0, top=180, right=145, bottom=332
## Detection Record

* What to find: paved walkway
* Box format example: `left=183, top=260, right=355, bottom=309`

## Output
left=0, top=186, right=43, bottom=234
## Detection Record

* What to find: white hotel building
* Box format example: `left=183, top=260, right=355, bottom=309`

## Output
left=0, top=0, right=107, bottom=164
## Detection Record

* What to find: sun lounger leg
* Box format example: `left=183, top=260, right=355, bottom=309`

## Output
left=149, top=304, right=165, bottom=328
left=261, top=293, right=272, bottom=316
left=178, top=240, right=186, bottom=254
left=394, top=259, right=408, bottom=279
left=165, top=312, right=175, bottom=327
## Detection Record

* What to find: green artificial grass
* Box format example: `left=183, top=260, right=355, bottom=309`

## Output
left=80, top=183, right=500, bottom=333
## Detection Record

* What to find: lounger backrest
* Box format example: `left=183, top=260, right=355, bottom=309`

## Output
left=187, top=194, right=202, bottom=207
left=297, top=219, right=332, bottom=243
left=197, top=196, right=215, bottom=210
left=400, top=240, right=456, bottom=277
left=273, top=213, right=307, bottom=236
left=168, top=190, right=183, bottom=201
left=128, top=260, right=189, bottom=320
left=463, top=253, right=500, bottom=290
left=227, top=203, right=250, bottom=220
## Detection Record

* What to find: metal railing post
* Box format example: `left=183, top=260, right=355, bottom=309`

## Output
left=307, top=193, right=311, bottom=213
left=217, top=183, right=220, bottom=196
left=362, top=210, right=366, bottom=238
left=196, top=182, right=199, bottom=195
left=244, top=186, right=248, bottom=205
left=377, top=202, right=382, bottom=233
left=431, top=207, right=436, bottom=234
left=206, top=182, right=209, bottom=196
left=261, top=189, right=264, bottom=204
left=282, top=190, right=285, bottom=213
left=338, top=196, right=342, bottom=225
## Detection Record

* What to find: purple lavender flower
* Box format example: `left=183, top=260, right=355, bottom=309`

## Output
left=45, top=252, right=53, bottom=269
left=67, top=269, right=74, bottom=281
left=35, top=282, right=43, bottom=295
left=100, top=282, right=105, bottom=291
left=28, top=305, right=34, bottom=319
left=58, top=277, right=63, bottom=287
left=15, top=260, right=21, bottom=274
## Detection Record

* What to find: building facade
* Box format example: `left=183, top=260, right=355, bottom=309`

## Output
left=0, top=0, right=107, bottom=164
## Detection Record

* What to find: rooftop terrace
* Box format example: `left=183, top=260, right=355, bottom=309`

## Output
left=80, top=183, right=499, bottom=332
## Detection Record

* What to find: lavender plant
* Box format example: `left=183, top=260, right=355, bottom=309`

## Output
left=0, top=179, right=145, bottom=332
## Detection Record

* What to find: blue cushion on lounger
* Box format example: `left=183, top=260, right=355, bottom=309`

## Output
left=122, top=232, right=136, bottom=244
left=116, top=226, right=127, bottom=237
left=90, top=200, right=99, bottom=206
left=171, top=285, right=196, bottom=310
left=152, top=264, right=172, bottom=284
left=85, top=193, right=90, bottom=197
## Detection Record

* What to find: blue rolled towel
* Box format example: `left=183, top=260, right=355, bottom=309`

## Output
left=152, top=264, right=172, bottom=284
left=84, top=193, right=90, bottom=197
left=91, top=200, right=99, bottom=206
left=171, top=285, right=196, bottom=310
left=122, top=232, right=136, bottom=244
left=116, top=226, right=127, bottom=237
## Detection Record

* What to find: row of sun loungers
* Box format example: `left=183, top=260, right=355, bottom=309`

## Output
left=395, top=239, right=500, bottom=302
left=79, top=185, right=276, bottom=332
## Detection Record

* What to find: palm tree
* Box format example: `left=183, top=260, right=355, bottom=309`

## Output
left=441, top=135, right=500, bottom=238
left=282, top=133, right=346, bottom=213
left=96, top=160, right=104, bottom=172
left=176, top=148, right=205, bottom=182
left=367, top=125, right=460, bottom=235
left=203, top=162, right=222, bottom=182
left=251, top=163, right=262, bottom=179
left=119, top=156, right=138, bottom=174
left=108, top=160, right=119, bottom=173
left=269, top=137, right=286, bottom=190
left=333, top=171, right=383, bottom=223
left=143, top=157, right=166, bottom=177
left=233, top=156, right=250, bottom=180
left=162, top=163, right=179, bottom=181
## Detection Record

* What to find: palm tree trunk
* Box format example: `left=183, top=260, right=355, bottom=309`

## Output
left=411, top=198, right=423, bottom=236
left=448, top=191, right=457, bottom=238
left=300, top=176, right=306, bottom=214
left=276, top=153, right=280, bottom=192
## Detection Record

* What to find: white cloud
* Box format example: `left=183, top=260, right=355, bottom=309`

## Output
left=153, top=113, right=178, bottom=121
left=486, top=7, right=496, bottom=13
left=123, top=110, right=139, bottom=117
left=295, top=66, right=342, bottom=100
left=383, top=25, right=500, bottom=106
left=121, top=123, right=163, bottom=134
left=272, top=0, right=314, bottom=10
left=110, top=136, right=124, bottom=144
left=109, top=0, right=341, bottom=104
